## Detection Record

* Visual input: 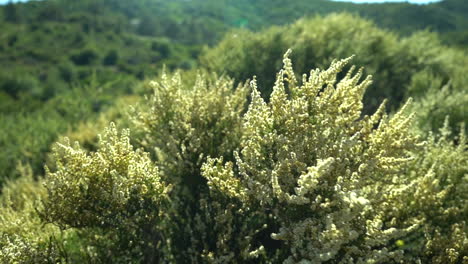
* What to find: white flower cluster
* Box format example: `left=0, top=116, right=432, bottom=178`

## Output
left=202, top=50, right=426, bottom=262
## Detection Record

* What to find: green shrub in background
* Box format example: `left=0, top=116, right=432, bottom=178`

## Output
left=0, top=112, right=64, bottom=185
left=201, top=14, right=468, bottom=133
left=150, top=38, right=173, bottom=59
left=406, top=70, right=468, bottom=136
left=70, top=48, right=100, bottom=66
left=0, top=164, right=64, bottom=263
left=0, top=78, right=134, bottom=186
left=102, top=49, right=119, bottom=66
left=0, top=74, right=40, bottom=100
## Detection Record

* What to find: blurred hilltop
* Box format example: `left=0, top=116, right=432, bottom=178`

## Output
left=1, top=0, right=467, bottom=97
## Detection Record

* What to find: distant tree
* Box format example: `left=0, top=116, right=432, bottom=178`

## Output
left=36, top=2, right=65, bottom=22
left=151, top=39, right=172, bottom=59
left=70, top=49, right=99, bottom=66
left=103, top=50, right=119, bottom=66
left=137, top=16, right=160, bottom=36
left=4, top=2, right=20, bottom=23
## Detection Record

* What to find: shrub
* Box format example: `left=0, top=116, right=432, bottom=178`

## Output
left=202, top=51, right=425, bottom=263
left=0, top=164, right=63, bottom=264
left=42, top=123, right=169, bottom=263
left=150, top=38, right=172, bottom=59
left=402, top=121, right=467, bottom=263
left=58, top=62, right=77, bottom=83
left=201, top=14, right=468, bottom=119
left=130, top=72, right=249, bottom=261
left=3, top=51, right=463, bottom=263
left=0, top=111, right=64, bottom=186
left=406, top=71, right=468, bottom=135
left=0, top=74, right=40, bottom=99
left=70, top=48, right=99, bottom=66
left=102, top=49, right=119, bottom=66
left=131, top=72, right=249, bottom=190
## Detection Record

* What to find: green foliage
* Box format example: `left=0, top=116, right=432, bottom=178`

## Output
left=43, top=123, right=169, bottom=263
left=202, top=52, right=424, bottom=262
left=150, top=38, right=172, bottom=59
left=1, top=52, right=461, bottom=263
left=102, top=49, right=119, bottom=66
left=57, top=62, right=77, bottom=83
left=132, top=72, right=248, bottom=189
left=43, top=123, right=167, bottom=228
left=1, top=0, right=466, bottom=108
left=201, top=14, right=468, bottom=129
left=407, top=71, right=468, bottom=135
left=70, top=48, right=100, bottom=66
left=0, top=164, right=63, bottom=264
left=401, top=121, right=467, bottom=263
left=0, top=111, right=63, bottom=185
left=0, top=0, right=466, bottom=262
left=3, top=2, right=20, bottom=23
left=1, top=1, right=466, bottom=188
left=0, top=80, right=132, bottom=186
left=0, top=73, right=40, bottom=100
left=130, top=72, right=250, bottom=262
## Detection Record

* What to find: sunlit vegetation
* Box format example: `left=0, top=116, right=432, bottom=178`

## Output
left=201, top=14, right=468, bottom=134
left=0, top=0, right=466, bottom=263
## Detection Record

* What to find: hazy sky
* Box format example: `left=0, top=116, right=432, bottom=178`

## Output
left=0, top=0, right=443, bottom=3
left=0, top=0, right=30, bottom=4
left=332, top=0, right=441, bottom=3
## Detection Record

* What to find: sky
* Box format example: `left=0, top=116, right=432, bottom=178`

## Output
left=0, top=0, right=31, bottom=4
left=0, top=0, right=442, bottom=4
left=332, top=0, right=441, bottom=3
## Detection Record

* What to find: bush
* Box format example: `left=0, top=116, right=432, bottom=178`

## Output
left=0, top=74, right=40, bottom=99
left=0, top=111, right=64, bottom=186
left=102, top=49, right=119, bottom=66
left=401, top=121, right=467, bottom=263
left=57, top=62, right=77, bottom=83
left=407, top=71, right=468, bottom=135
left=129, top=72, right=249, bottom=262
left=23, top=52, right=464, bottom=263
left=42, top=124, right=169, bottom=263
left=150, top=38, right=172, bottom=59
left=70, top=48, right=99, bottom=66
left=131, top=72, right=249, bottom=190
left=202, top=51, right=424, bottom=262
left=0, top=164, right=63, bottom=264
left=201, top=14, right=468, bottom=119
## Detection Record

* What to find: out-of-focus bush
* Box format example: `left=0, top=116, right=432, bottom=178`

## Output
left=70, top=48, right=100, bottom=66
left=406, top=71, right=467, bottom=135
left=201, top=14, right=468, bottom=133
left=0, top=74, right=40, bottom=100
left=150, top=38, right=173, bottom=59
left=0, top=79, right=135, bottom=186
left=102, top=49, right=119, bottom=66
left=0, top=164, right=63, bottom=263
